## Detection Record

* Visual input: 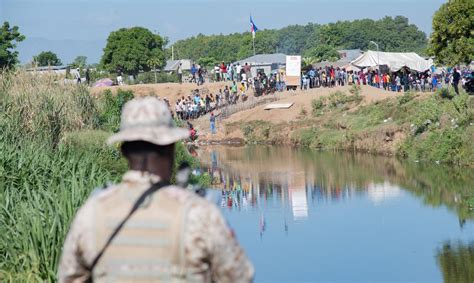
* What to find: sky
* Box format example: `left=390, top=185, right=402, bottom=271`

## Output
left=1, top=0, right=447, bottom=64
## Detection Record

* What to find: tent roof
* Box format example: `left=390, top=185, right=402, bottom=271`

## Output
left=350, top=50, right=433, bottom=72
left=235, top=53, right=287, bottom=65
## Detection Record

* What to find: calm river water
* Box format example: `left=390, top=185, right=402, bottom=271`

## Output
left=195, top=145, right=474, bottom=283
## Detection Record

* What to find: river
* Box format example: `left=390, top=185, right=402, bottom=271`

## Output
left=194, top=145, right=474, bottom=283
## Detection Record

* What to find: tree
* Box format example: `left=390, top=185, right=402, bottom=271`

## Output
left=101, top=27, right=165, bottom=76
left=0, top=21, right=25, bottom=70
left=304, top=45, right=340, bottom=62
left=198, top=57, right=217, bottom=67
left=34, top=51, right=62, bottom=66
left=430, top=0, right=474, bottom=66
left=71, top=56, right=87, bottom=68
left=146, top=56, right=161, bottom=83
left=302, top=57, right=316, bottom=69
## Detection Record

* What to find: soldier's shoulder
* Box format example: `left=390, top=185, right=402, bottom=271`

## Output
left=161, top=186, right=210, bottom=206
left=89, top=182, right=121, bottom=201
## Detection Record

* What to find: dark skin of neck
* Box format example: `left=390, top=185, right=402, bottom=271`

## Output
left=125, top=144, right=175, bottom=182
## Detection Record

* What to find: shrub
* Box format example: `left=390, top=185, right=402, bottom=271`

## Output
left=261, top=125, right=271, bottom=139
left=437, top=87, right=455, bottom=100
left=242, top=124, right=254, bottom=138
left=136, top=72, right=179, bottom=84
left=397, top=91, right=415, bottom=105
left=98, top=88, right=134, bottom=132
left=327, top=90, right=362, bottom=109
left=311, top=97, right=325, bottom=116
left=398, top=128, right=467, bottom=165
left=349, top=84, right=361, bottom=96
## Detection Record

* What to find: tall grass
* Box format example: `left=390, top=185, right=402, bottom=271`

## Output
left=0, top=71, right=203, bottom=281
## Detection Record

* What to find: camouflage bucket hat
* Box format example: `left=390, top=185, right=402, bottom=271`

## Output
left=107, top=97, right=189, bottom=146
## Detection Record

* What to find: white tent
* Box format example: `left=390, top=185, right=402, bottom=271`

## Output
left=350, top=50, right=433, bottom=72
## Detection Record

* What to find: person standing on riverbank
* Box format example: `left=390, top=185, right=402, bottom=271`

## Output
left=58, top=97, right=253, bottom=282
left=210, top=112, right=216, bottom=134
left=177, top=62, right=183, bottom=84
left=452, top=68, right=461, bottom=94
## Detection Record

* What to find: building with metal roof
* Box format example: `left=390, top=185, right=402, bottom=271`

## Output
left=235, top=53, right=287, bottom=77
left=164, top=59, right=193, bottom=72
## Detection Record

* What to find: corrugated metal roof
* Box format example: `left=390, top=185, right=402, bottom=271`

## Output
left=235, top=53, right=287, bottom=65
left=26, top=65, right=68, bottom=71
left=164, top=59, right=193, bottom=71
left=337, top=49, right=363, bottom=63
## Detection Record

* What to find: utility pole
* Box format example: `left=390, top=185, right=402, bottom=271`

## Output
left=172, top=45, right=174, bottom=61
left=369, top=41, right=380, bottom=74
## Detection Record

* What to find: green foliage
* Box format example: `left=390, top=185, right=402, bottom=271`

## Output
left=70, top=55, right=87, bottom=68
left=240, top=120, right=273, bottom=142
left=136, top=72, right=178, bottom=84
left=33, top=51, right=62, bottom=66
left=304, top=45, right=340, bottom=62
left=430, top=0, right=474, bottom=65
left=0, top=21, right=25, bottom=70
left=98, top=88, right=134, bottom=132
left=411, top=96, right=442, bottom=135
left=170, top=16, right=427, bottom=62
left=349, top=84, right=361, bottom=96
left=0, top=71, right=210, bottom=281
left=399, top=128, right=466, bottom=164
left=437, top=242, right=474, bottom=283
left=397, top=91, right=415, bottom=105
left=327, top=90, right=362, bottom=109
left=0, top=141, right=116, bottom=282
left=197, top=57, right=217, bottom=67
left=437, top=87, right=455, bottom=100
left=311, top=97, right=326, bottom=117
left=101, top=27, right=165, bottom=76
left=292, top=128, right=316, bottom=147
left=242, top=124, right=254, bottom=138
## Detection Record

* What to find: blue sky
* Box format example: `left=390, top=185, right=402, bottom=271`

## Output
left=1, top=0, right=446, bottom=64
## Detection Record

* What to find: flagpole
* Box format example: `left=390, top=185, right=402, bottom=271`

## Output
left=252, top=36, right=256, bottom=56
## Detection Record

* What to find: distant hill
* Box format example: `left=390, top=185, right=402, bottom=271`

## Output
left=168, top=16, right=428, bottom=63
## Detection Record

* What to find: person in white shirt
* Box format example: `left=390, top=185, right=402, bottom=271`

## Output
left=236, top=64, right=242, bottom=81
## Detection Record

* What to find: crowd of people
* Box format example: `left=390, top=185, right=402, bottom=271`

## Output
left=189, top=62, right=285, bottom=96
left=169, top=62, right=472, bottom=129
left=301, top=66, right=470, bottom=94
left=174, top=81, right=249, bottom=121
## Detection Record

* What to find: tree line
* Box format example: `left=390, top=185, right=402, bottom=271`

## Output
left=0, top=0, right=472, bottom=75
left=169, top=16, right=429, bottom=64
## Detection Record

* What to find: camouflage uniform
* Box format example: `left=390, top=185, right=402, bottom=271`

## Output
left=58, top=170, right=254, bottom=282
left=58, top=97, right=254, bottom=282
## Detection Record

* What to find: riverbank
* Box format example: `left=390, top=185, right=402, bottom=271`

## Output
left=195, top=85, right=473, bottom=166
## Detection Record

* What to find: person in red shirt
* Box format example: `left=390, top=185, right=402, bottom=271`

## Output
left=220, top=62, right=227, bottom=81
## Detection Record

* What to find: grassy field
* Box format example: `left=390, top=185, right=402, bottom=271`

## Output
left=0, top=72, right=206, bottom=282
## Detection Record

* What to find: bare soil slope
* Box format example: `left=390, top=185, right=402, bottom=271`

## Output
left=226, top=85, right=402, bottom=124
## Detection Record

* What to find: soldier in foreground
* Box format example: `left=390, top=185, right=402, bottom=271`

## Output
left=58, top=97, right=254, bottom=282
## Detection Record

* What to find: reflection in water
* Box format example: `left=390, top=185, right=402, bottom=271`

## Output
left=367, top=181, right=402, bottom=205
left=199, top=145, right=473, bottom=224
left=195, top=145, right=474, bottom=282
left=437, top=242, right=474, bottom=283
